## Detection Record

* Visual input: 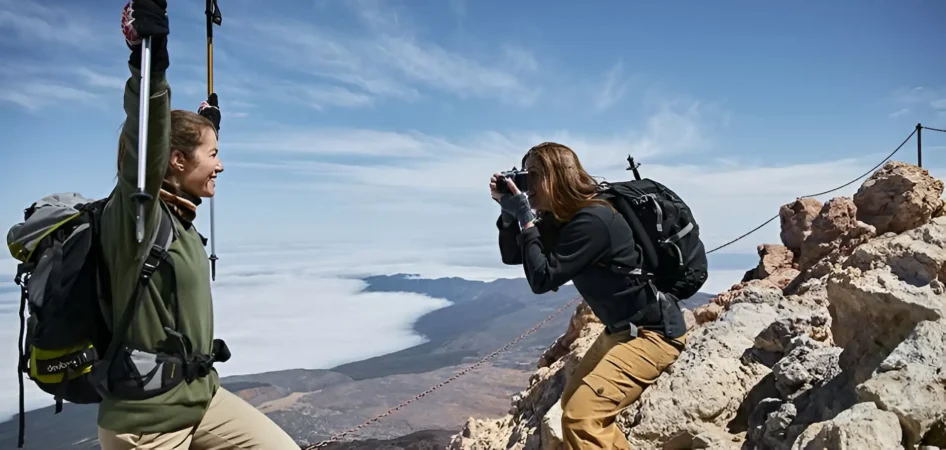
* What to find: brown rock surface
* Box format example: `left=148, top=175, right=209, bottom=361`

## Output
left=798, top=197, right=875, bottom=272
left=742, top=244, right=799, bottom=289
left=779, top=198, right=822, bottom=253
left=537, top=300, right=599, bottom=369
left=693, top=302, right=723, bottom=325
left=854, top=160, right=945, bottom=235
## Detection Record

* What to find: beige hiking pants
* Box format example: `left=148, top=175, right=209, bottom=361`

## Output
left=97, top=387, right=299, bottom=449
left=560, top=327, right=686, bottom=450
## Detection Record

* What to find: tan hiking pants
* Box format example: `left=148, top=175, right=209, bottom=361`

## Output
left=560, top=327, right=686, bottom=450
left=97, top=387, right=299, bottom=449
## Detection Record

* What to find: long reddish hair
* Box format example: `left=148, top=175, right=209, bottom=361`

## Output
left=525, top=142, right=611, bottom=222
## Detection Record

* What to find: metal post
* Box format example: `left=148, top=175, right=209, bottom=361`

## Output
left=917, top=123, right=923, bottom=168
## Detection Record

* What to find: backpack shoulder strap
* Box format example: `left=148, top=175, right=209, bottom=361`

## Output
left=603, top=182, right=660, bottom=272
left=92, top=203, right=174, bottom=378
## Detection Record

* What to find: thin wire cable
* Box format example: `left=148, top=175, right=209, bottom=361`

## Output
left=923, top=125, right=946, bottom=133
left=704, top=127, right=917, bottom=254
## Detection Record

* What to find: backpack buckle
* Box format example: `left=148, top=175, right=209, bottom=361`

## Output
left=13, top=263, right=33, bottom=286
left=141, top=246, right=169, bottom=280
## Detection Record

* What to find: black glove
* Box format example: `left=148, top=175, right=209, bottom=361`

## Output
left=198, top=93, right=221, bottom=133
left=121, top=0, right=170, bottom=72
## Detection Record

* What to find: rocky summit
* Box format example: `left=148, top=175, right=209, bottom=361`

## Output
left=446, top=161, right=946, bottom=450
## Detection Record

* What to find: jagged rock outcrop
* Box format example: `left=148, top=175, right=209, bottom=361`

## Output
left=790, top=402, right=903, bottom=450
left=537, top=300, right=599, bottom=369
left=742, top=244, right=799, bottom=289
left=796, top=197, right=877, bottom=280
left=449, top=161, right=946, bottom=450
left=449, top=304, right=604, bottom=450
left=780, top=198, right=823, bottom=254
left=853, top=160, right=945, bottom=235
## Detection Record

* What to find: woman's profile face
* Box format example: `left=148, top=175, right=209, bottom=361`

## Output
left=525, top=155, right=547, bottom=211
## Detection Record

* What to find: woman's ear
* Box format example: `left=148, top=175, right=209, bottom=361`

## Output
left=168, top=149, right=187, bottom=173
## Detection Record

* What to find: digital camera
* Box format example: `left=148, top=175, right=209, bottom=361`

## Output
left=497, top=168, right=528, bottom=194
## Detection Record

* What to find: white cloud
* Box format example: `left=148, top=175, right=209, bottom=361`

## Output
left=75, top=67, right=125, bottom=91
left=502, top=45, right=539, bottom=73
left=893, top=86, right=941, bottom=106
left=218, top=100, right=934, bottom=259
left=0, top=0, right=105, bottom=48
left=225, top=98, right=718, bottom=186
left=218, top=1, right=541, bottom=109
left=594, top=60, right=631, bottom=111
left=301, top=86, right=377, bottom=110
left=226, top=127, right=459, bottom=157
left=889, top=108, right=910, bottom=118
left=0, top=61, right=128, bottom=111
left=0, top=81, right=100, bottom=111
left=1, top=242, right=531, bottom=420
left=210, top=276, right=450, bottom=375
left=891, top=86, right=946, bottom=124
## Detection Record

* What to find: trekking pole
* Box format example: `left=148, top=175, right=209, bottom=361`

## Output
left=133, top=36, right=153, bottom=243
left=206, top=0, right=222, bottom=280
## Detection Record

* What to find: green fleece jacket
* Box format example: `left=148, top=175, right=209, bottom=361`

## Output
left=97, top=65, right=220, bottom=433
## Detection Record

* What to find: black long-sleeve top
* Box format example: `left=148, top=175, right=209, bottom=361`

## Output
left=497, top=203, right=687, bottom=339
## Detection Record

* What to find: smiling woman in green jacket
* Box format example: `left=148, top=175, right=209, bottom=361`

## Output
left=94, top=1, right=298, bottom=448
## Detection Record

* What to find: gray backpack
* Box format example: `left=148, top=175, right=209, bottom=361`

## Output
left=7, top=192, right=173, bottom=448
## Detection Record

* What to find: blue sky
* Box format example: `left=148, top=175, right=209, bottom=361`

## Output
left=2, top=0, right=946, bottom=289
left=1, top=0, right=946, bottom=418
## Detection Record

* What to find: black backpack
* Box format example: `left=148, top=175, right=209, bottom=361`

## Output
left=598, top=177, right=709, bottom=300
left=6, top=192, right=174, bottom=448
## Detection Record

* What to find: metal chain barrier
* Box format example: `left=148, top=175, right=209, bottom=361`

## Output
left=303, top=295, right=583, bottom=449
left=705, top=127, right=918, bottom=254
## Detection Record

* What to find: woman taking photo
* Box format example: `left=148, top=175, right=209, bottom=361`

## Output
left=94, top=1, right=299, bottom=448
left=490, top=142, right=689, bottom=450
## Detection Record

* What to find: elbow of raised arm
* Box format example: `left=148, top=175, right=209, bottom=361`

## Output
left=501, top=251, right=522, bottom=265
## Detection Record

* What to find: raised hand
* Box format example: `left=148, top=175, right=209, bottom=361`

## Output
left=199, top=93, right=221, bottom=133
left=121, top=0, right=170, bottom=71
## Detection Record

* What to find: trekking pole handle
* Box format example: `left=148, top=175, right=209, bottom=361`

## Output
left=133, top=36, right=153, bottom=243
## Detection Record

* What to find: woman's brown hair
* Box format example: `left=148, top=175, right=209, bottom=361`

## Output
left=525, top=142, right=612, bottom=222
left=117, top=109, right=215, bottom=176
